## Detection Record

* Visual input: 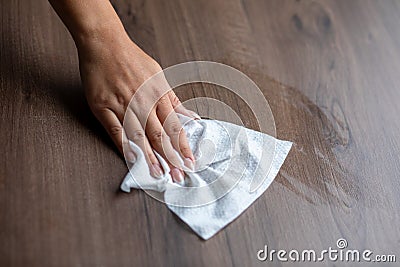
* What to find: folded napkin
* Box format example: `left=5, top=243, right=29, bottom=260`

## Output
left=121, top=114, right=292, bottom=240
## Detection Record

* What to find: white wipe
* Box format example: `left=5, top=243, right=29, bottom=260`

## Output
left=121, top=115, right=292, bottom=240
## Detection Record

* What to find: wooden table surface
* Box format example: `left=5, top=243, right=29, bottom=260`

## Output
left=1, top=0, right=400, bottom=266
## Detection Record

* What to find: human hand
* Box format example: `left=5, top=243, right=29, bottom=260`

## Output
left=77, top=32, right=200, bottom=183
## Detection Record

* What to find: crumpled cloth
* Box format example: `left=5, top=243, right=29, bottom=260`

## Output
left=121, top=115, right=292, bottom=240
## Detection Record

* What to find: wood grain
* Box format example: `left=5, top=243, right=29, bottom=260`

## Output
left=1, top=0, right=400, bottom=266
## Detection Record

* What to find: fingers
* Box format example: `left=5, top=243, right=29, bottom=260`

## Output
left=145, top=110, right=185, bottom=183
left=168, top=91, right=201, bottom=120
left=92, top=89, right=198, bottom=185
left=94, top=108, right=134, bottom=161
left=124, top=108, right=163, bottom=178
left=156, top=95, right=195, bottom=163
left=95, top=107, right=164, bottom=179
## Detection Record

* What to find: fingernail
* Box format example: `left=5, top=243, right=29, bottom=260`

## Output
left=184, top=157, right=194, bottom=171
left=190, top=111, right=201, bottom=120
left=126, top=151, right=136, bottom=163
left=150, top=163, right=163, bottom=178
left=171, top=168, right=184, bottom=185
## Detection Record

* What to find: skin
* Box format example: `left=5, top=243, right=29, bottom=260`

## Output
left=48, top=0, right=199, bottom=183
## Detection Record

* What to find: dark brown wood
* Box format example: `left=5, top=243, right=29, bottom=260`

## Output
left=1, top=0, right=400, bottom=266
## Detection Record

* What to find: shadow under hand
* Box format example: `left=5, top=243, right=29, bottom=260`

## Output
left=0, top=20, right=117, bottom=157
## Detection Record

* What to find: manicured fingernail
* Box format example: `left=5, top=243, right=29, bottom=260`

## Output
left=126, top=151, right=136, bottom=163
left=184, top=158, right=194, bottom=171
left=150, top=163, right=163, bottom=178
left=171, top=168, right=184, bottom=185
left=190, top=111, right=201, bottom=120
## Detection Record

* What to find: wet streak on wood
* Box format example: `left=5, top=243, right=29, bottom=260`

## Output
left=1, top=0, right=400, bottom=266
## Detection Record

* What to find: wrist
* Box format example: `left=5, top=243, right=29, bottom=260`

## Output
left=73, top=19, right=128, bottom=50
left=49, top=0, right=128, bottom=50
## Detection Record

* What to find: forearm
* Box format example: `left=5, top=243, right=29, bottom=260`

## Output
left=48, top=0, right=196, bottom=182
left=48, top=0, right=127, bottom=48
